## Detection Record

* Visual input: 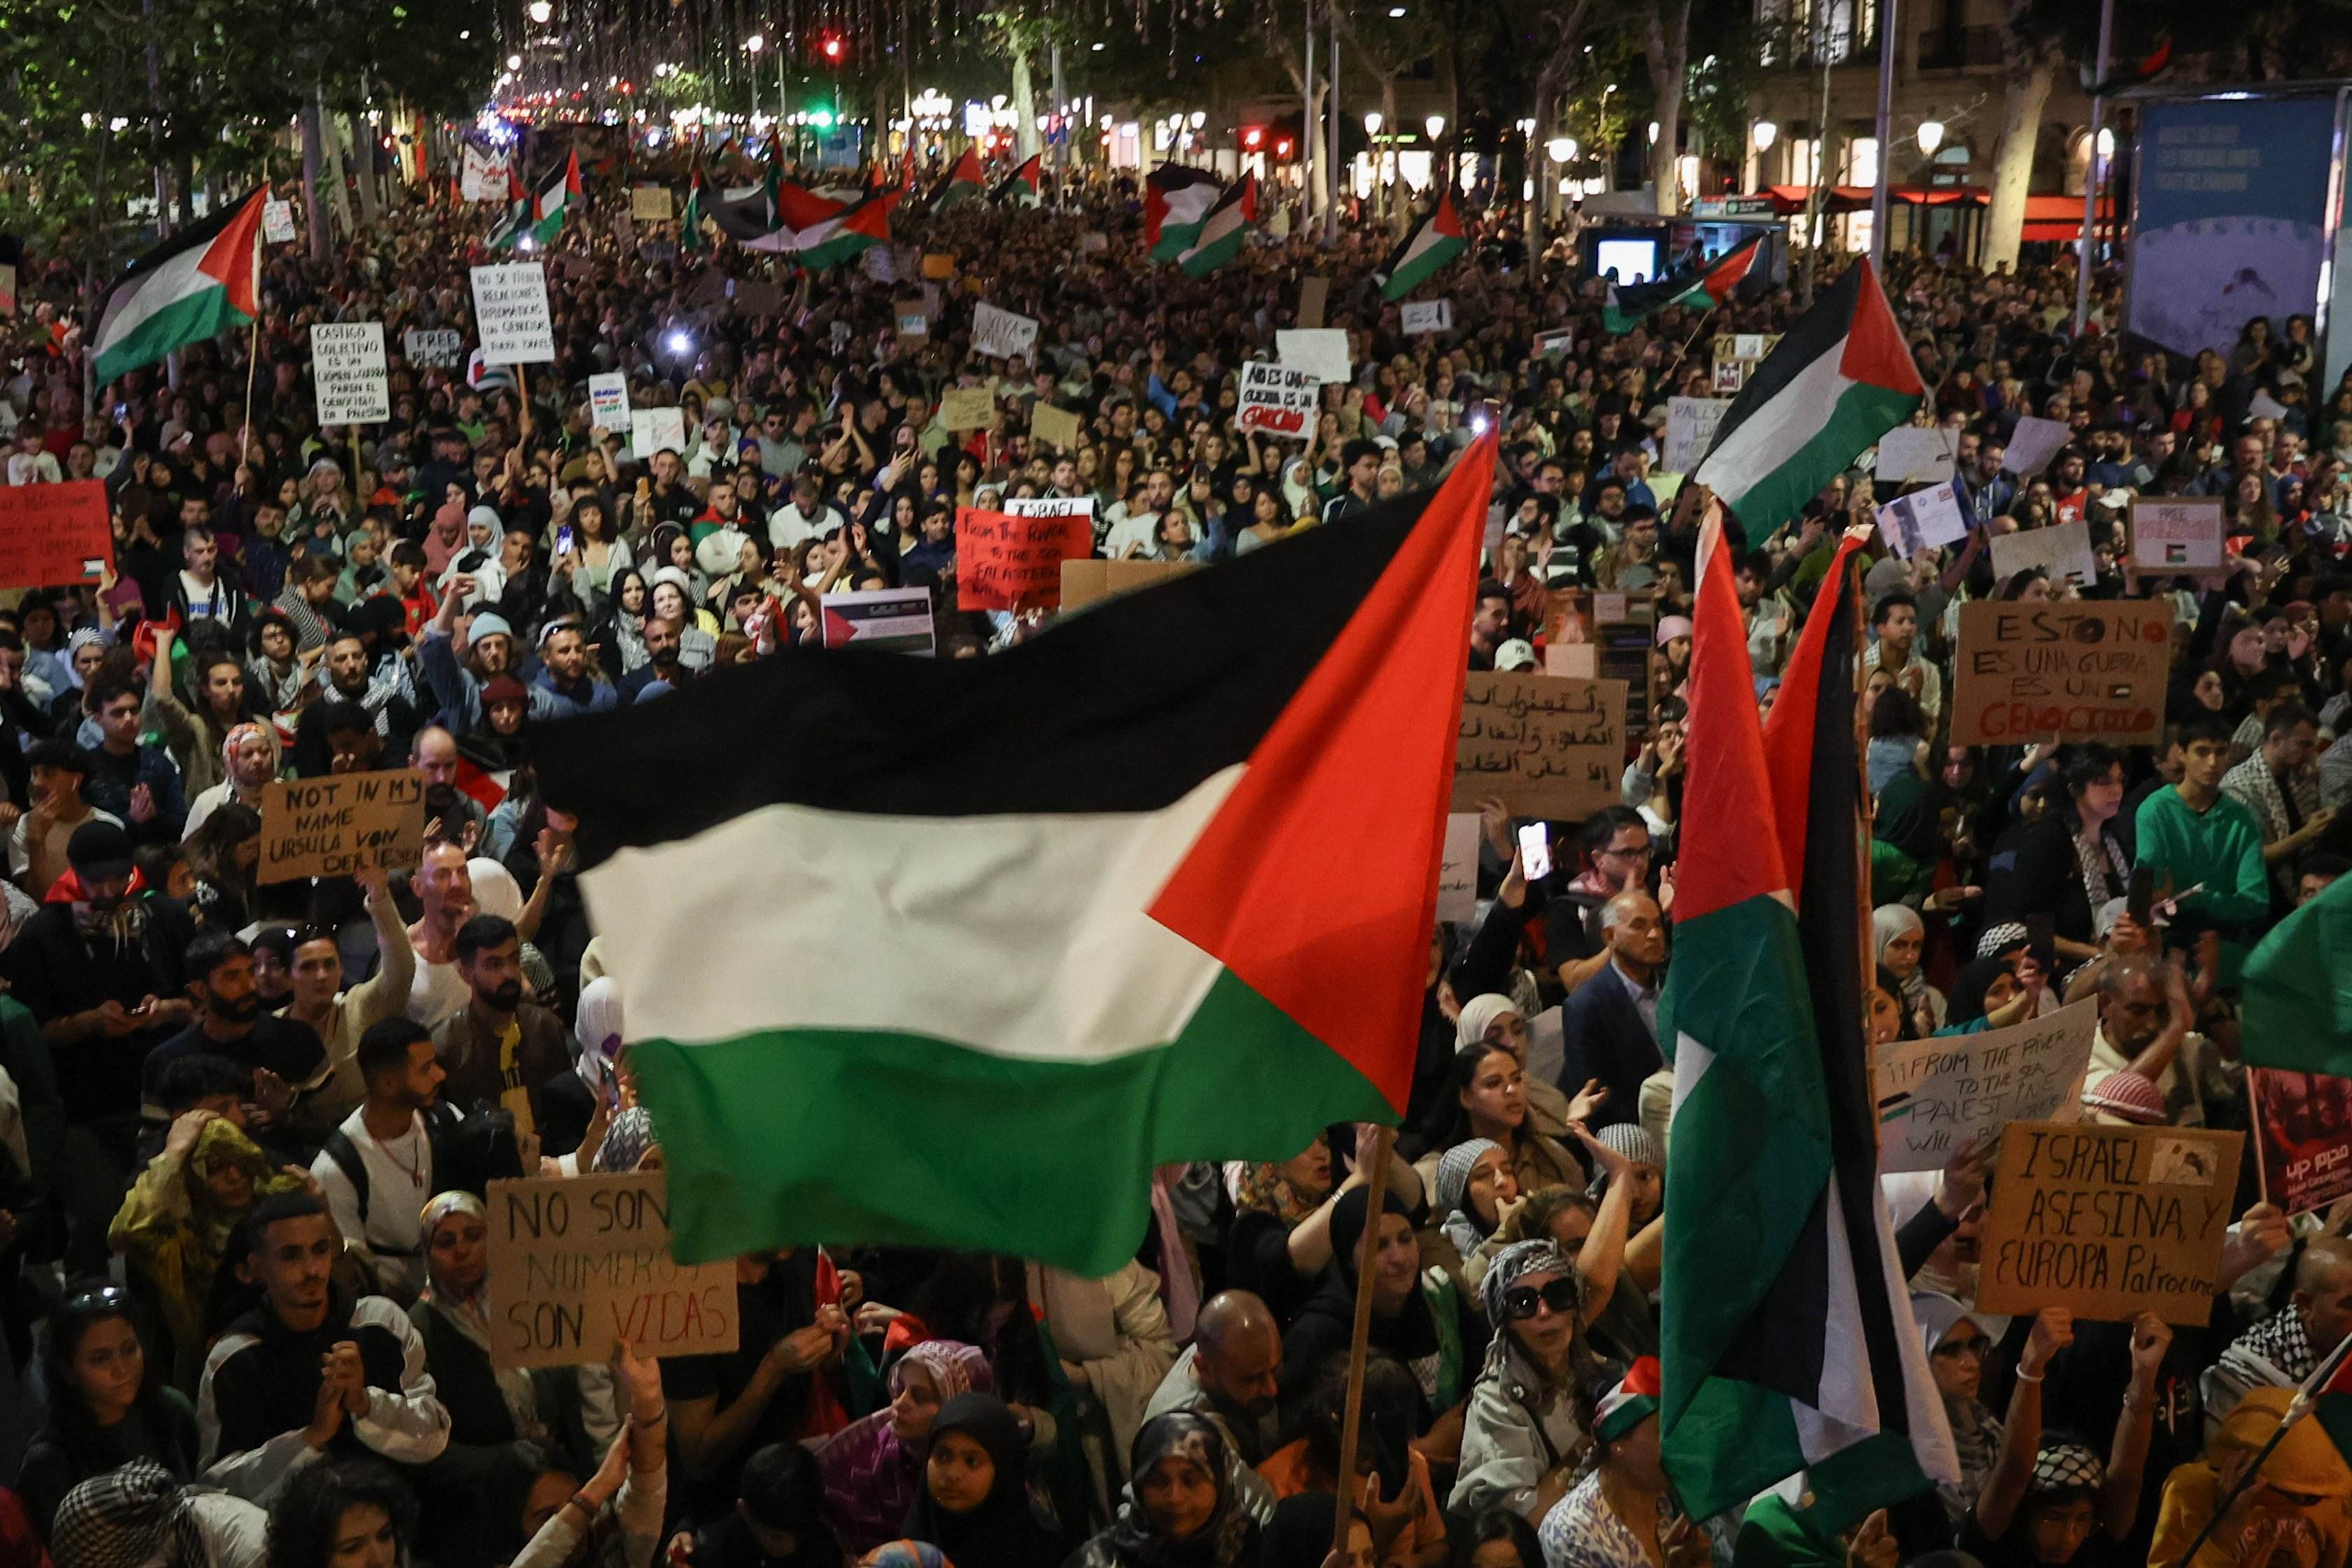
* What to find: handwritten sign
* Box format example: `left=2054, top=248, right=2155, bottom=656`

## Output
left=310, top=323, right=389, bottom=426
left=2250, top=1068, right=2352, bottom=1219
left=2003, top=415, right=2072, bottom=479
left=958, top=505, right=1094, bottom=612
left=588, top=372, right=631, bottom=433
left=1989, top=518, right=2098, bottom=589
left=1949, top=600, right=2173, bottom=747
left=403, top=328, right=463, bottom=369
left=1277, top=328, right=1352, bottom=385
left=484, top=1173, right=738, bottom=1369
left=630, top=185, right=674, bottom=223
left=628, top=407, right=688, bottom=460
left=461, top=144, right=507, bottom=202
left=1005, top=495, right=1097, bottom=522
left=1031, top=403, right=1083, bottom=451
left=1977, top=1120, right=2243, bottom=1326
left=1438, top=813, right=1480, bottom=926
left=1663, top=398, right=1728, bottom=475
left=0, top=481, right=113, bottom=588
left=469, top=261, right=554, bottom=365
left=259, top=769, right=425, bottom=884
left=1400, top=299, right=1455, bottom=335
left=940, top=387, right=997, bottom=432
left=2130, top=497, right=2226, bottom=572
left=1450, top=673, right=1628, bottom=821
left=971, top=302, right=1039, bottom=361
left=1238, top=361, right=1322, bottom=437
left=1874, top=426, right=1958, bottom=486
left=262, top=200, right=298, bottom=244
left=1873, top=999, right=2098, bottom=1174
left=1876, top=481, right=1969, bottom=558
left=1060, top=558, right=1197, bottom=614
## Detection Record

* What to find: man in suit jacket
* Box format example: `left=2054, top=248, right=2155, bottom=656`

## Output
left=1558, top=890, right=1668, bottom=1131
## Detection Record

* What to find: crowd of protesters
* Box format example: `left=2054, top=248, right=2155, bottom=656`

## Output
left=0, top=130, right=2349, bottom=1568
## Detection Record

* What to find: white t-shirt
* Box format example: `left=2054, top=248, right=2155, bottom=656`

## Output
left=7, top=450, right=62, bottom=486
left=408, top=952, right=471, bottom=1029
left=767, top=501, right=844, bottom=551
left=311, top=1106, right=432, bottom=1299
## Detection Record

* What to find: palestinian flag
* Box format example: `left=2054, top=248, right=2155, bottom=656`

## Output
left=712, top=178, right=848, bottom=246
left=1659, top=514, right=1956, bottom=1530
left=1176, top=175, right=1257, bottom=277
left=1602, top=235, right=1766, bottom=333
left=533, top=442, right=1495, bottom=1272
left=930, top=148, right=987, bottom=210
left=1692, top=259, right=1924, bottom=535
left=2086, top=35, right=2171, bottom=94
left=760, top=186, right=902, bottom=270
left=486, top=162, right=535, bottom=249
left=2242, top=871, right=2352, bottom=1076
left=91, top=187, right=268, bottom=385
left=1146, top=164, right=1224, bottom=261
left=530, top=149, right=582, bottom=245
left=680, top=165, right=709, bottom=253
left=1378, top=187, right=1467, bottom=300
left=992, top=153, right=1043, bottom=207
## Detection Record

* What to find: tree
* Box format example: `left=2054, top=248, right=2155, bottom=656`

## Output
left=1506, top=0, right=1599, bottom=261
left=1637, top=0, right=1692, bottom=214
left=1982, top=0, right=2070, bottom=274
left=1332, top=3, right=1444, bottom=231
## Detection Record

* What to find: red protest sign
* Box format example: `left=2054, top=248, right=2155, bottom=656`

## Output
left=0, top=480, right=113, bottom=588
left=957, top=505, right=1093, bottom=613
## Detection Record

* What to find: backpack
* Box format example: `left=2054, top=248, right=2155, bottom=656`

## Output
left=319, top=1101, right=522, bottom=1250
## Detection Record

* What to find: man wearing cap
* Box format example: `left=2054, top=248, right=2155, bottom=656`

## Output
left=417, top=583, right=563, bottom=732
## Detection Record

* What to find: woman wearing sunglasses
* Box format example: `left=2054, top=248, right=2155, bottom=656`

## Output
left=1450, top=1242, right=1597, bottom=1527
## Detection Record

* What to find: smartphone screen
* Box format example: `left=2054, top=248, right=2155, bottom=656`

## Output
left=1517, top=822, right=1552, bottom=881
left=556, top=525, right=577, bottom=556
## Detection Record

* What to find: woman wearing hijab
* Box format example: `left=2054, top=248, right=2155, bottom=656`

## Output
left=1431, top=1140, right=1517, bottom=1273
left=1912, top=1293, right=2003, bottom=1532
left=1873, top=907, right=1949, bottom=1036
left=1065, top=1414, right=1257, bottom=1568
left=902, top=1393, right=1065, bottom=1568
left=2152, top=1386, right=2352, bottom=1568
left=1450, top=1242, right=1591, bottom=1525
left=818, top=1342, right=994, bottom=1558
left=1939, top=935, right=2050, bottom=1035
left=537, top=978, right=625, bottom=1170
left=182, top=723, right=282, bottom=843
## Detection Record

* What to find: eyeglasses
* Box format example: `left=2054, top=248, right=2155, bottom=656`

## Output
left=1501, top=1277, right=1578, bottom=1321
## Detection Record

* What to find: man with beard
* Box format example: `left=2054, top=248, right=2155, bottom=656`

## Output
left=1141, top=1290, right=1283, bottom=1520
left=289, top=634, right=421, bottom=778
left=429, top=914, right=566, bottom=1133
left=310, top=1017, right=450, bottom=1300
left=142, top=931, right=329, bottom=1155
left=531, top=620, right=618, bottom=716
left=619, top=616, right=689, bottom=702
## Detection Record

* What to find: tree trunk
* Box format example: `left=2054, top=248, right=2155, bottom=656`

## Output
left=1011, top=47, right=1040, bottom=159
left=1645, top=0, right=1691, bottom=215
left=1983, top=36, right=2056, bottom=274
left=1527, top=71, right=1561, bottom=264
left=300, top=99, right=331, bottom=261
left=347, top=115, right=382, bottom=227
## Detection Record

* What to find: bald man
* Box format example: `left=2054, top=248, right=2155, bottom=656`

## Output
left=1556, top=889, right=1666, bottom=1131
left=1141, top=1291, right=1281, bottom=1522
left=2204, top=1235, right=2352, bottom=1430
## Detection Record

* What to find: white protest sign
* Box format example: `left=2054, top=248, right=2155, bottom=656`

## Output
left=1005, top=495, right=1097, bottom=522
left=2251, top=390, right=2292, bottom=421
left=588, top=372, right=631, bottom=433
left=1278, top=328, right=1352, bottom=385
left=2002, top=415, right=2072, bottom=479
left=1436, top=813, right=1480, bottom=927
left=1236, top=360, right=1322, bottom=438
left=863, top=245, right=899, bottom=284
left=1874, top=426, right=1958, bottom=486
left=403, top=328, right=463, bottom=369
left=1875, top=481, right=1970, bottom=558
left=629, top=407, right=688, bottom=460
left=971, top=302, right=1040, bottom=361
left=310, top=323, right=389, bottom=426
left=263, top=200, right=298, bottom=244
left=1989, top=518, right=2099, bottom=588
left=469, top=262, right=554, bottom=366
left=1663, top=397, right=1729, bottom=475
left=460, top=144, right=506, bottom=202
left=1400, top=299, right=1455, bottom=336
left=1873, top=998, right=2099, bottom=1173
left=2130, top=497, right=2226, bottom=572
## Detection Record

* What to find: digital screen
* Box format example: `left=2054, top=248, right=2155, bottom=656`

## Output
left=1595, top=238, right=1660, bottom=284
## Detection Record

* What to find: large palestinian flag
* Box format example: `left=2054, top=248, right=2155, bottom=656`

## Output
left=1378, top=187, right=1466, bottom=300
left=679, top=165, right=709, bottom=253
left=91, top=188, right=268, bottom=384
left=1146, top=164, right=1224, bottom=261
left=930, top=148, right=987, bottom=210
left=535, top=442, right=1494, bottom=1272
left=758, top=186, right=903, bottom=270
left=1176, top=176, right=1257, bottom=276
left=1691, top=259, right=1924, bottom=535
left=1602, top=235, right=1765, bottom=333
left=992, top=154, right=1043, bottom=207
left=1659, top=514, right=1957, bottom=1529
left=529, top=149, right=582, bottom=246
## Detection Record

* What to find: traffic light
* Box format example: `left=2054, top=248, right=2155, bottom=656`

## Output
left=820, top=32, right=844, bottom=61
left=1241, top=126, right=1264, bottom=150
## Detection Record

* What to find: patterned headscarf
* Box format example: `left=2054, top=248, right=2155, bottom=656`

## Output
left=1595, top=1356, right=1664, bottom=1444
left=859, top=1544, right=952, bottom=1568
left=219, top=721, right=280, bottom=794
left=2029, top=1442, right=2105, bottom=1495
left=1436, top=1138, right=1504, bottom=1260
left=50, top=1461, right=204, bottom=1568
left=1085, top=1412, right=1255, bottom=1568
left=892, top=1337, right=993, bottom=1403
left=1585, top=1124, right=1660, bottom=1200
left=1479, top=1238, right=1571, bottom=1333
left=595, top=1106, right=658, bottom=1173
left=1227, top=1158, right=1325, bottom=1228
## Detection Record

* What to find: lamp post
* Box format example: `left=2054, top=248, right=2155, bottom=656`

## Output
left=1364, top=111, right=1384, bottom=219
left=744, top=33, right=764, bottom=124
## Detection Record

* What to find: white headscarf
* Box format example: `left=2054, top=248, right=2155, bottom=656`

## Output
left=1455, top=992, right=1521, bottom=1050
left=574, top=975, right=625, bottom=1091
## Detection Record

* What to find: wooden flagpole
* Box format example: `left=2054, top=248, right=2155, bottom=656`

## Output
left=1329, top=1125, right=1394, bottom=1558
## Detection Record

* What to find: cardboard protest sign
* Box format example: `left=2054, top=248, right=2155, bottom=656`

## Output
left=958, top=506, right=1095, bottom=612
left=1872, top=999, right=2098, bottom=1174
left=310, top=323, right=389, bottom=426
left=403, top=328, right=464, bottom=368
left=730, top=277, right=784, bottom=317
left=484, top=1173, right=738, bottom=1370
left=894, top=298, right=930, bottom=341
left=1662, top=398, right=1728, bottom=475
left=818, top=587, right=935, bottom=654
left=939, top=387, right=997, bottom=431
left=1875, top=481, right=1969, bottom=558
left=259, top=769, right=425, bottom=884
left=1297, top=276, right=1331, bottom=329
left=1059, top=558, right=1197, bottom=614
left=1874, top=426, right=1958, bottom=486
left=1277, top=328, right=1351, bottom=385
left=1949, top=600, right=2173, bottom=747
left=1237, top=361, right=1322, bottom=437
left=1400, top=299, right=1455, bottom=335
left=0, top=480, right=113, bottom=588
left=1450, top=673, right=1629, bottom=821
left=470, top=262, right=554, bottom=365
left=588, top=372, right=631, bottom=433
left=2130, top=498, right=2226, bottom=573
left=1989, top=518, right=2098, bottom=589
left=1437, top=813, right=1480, bottom=927
left=1976, top=1121, right=2244, bottom=1325
left=630, top=185, right=674, bottom=223
left=262, top=200, right=298, bottom=244
left=1030, top=403, right=1083, bottom=451
left=628, top=407, right=688, bottom=460
left=2249, top=1068, right=2352, bottom=1219
left=921, top=253, right=956, bottom=280
left=2003, top=415, right=2072, bottom=479
left=971, top=302, right=1039, bottom=361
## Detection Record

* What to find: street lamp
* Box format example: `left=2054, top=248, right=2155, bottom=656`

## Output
left=1425, top=114, right=1445, bottom=139
left=744, top=31, right=764, bottom=51
left=1363, top=110, right=1382, bottom=134
left=1752, top=119, right=1777, bottom=151
left=1916, top=118, right=1945, bottom=156
left=1547, top=136, right=1575, bottom=164
left=2096, top=126, right=2114, bottom=159
left=507, top=53, right=522, bottom=69
left=527, top=0, right=551, bottom=20
left=1190, top=110, right=1206, bottom=129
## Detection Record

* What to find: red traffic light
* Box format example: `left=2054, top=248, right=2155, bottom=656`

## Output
left=821, top=34, right=844, bottom=59
left=1242, top=126, right=1264, bottom=149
